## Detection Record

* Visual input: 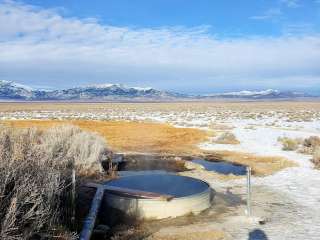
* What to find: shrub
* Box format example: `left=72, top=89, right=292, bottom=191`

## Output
left=312, top=147, right=320, bottom=168
left=0, top=125, right=110, bottom=239
left=214, top=132, right=240, bottom=144
left=298, top=146, right=314, bottom=155
left=39, top=125, right=109, bottom=175
left=303, top=136, right=320, bottom=150
left=278, top=137, right=300, bottom=151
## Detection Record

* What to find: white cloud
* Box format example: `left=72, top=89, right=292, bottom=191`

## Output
left=282, top=23, right=317, bottom=35
left=250, top=8, right=282, bottom=20
left=280, top=0, right=300, bottom=8
left=0, top=1, right=319, bottom=92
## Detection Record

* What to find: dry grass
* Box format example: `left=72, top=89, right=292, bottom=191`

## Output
left=208, top=123, right=234, bottom=130
left=303, top=136, right=320, bottom=149
left=213, top=132, right=240, bottom=145
left=278, top=135, right=320, bottom=168
left=1, top=101, right=320, bottom=113
left=278, top=137, right=301, bottom=151
left=4, top=120, right=297, bottom=176
left=110, top=227, right=150, bottom=240
left=0, top=125, right=110, bottom=239
left=312, top=147, right=320, bottom=168
left=203, top=151, right=297, bottom=176
left=4, top=120, right=209, bottom=155
left=298, top=136, right=320, bottom=155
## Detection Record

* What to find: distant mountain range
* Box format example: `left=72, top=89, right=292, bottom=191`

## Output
left=202, top=89, right=313, bottom=99
left=0, top=80, right=316, bottom=101
left=0, top=80, right=185, bottom=101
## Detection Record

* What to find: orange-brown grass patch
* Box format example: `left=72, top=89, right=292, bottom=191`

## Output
left=4, top=120, right=209, bottom=155
left=4, top=120, right=296, bottom=176
left=202, top=151, right=297, bottom=176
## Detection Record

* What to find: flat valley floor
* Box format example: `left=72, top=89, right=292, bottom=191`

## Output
left=1, top=101, right=320, bottom=240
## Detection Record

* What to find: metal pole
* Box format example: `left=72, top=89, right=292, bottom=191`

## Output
left=71, top=168, right=76, bottom=229
left=246, top=166, right=252, bottom=217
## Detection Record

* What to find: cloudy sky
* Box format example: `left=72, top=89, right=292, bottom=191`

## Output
left=0, top=0, right=320, bottom=94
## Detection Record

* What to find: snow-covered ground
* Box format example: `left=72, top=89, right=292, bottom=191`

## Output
left=200, top=119, right=318, bottom=167
left=197, top=118, right=320, bottom=239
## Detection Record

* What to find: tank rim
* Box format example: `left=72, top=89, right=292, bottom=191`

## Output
left=103, top=173, right=211, bottom=200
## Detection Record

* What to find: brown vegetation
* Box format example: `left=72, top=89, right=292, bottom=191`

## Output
left=4, top=120, right=297, bottom=176
left=278, top=137, right=301, bottom=151
left=278, top=136, right=320, bottom=153
left=312, top=147, right=320, bottom=168
left=1, top=101, right=320, bottom=113
left=208, top=123, right=234, bottom=130
left=0, top=125, right=110, bottom=239
left=203, top=151, right=297, bottom=176
left=4, top=120, right=208, bottom=155
left=303, top=136, right=320, bottom=150
left=213, top=132, right=240, bottom=145
left=278, top=135, right=320, bottom=168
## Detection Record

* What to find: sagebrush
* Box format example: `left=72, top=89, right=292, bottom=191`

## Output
left=312, top=147, right=320, bottom=168
left=278, top=137, right=301, bottom=151
left=278, top=135, right=320, bottom=168
left=0, top=125, right=110, bottom=240
left=214, top=132, right=239, bottom=145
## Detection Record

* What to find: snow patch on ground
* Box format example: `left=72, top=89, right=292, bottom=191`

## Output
left=198, top=119, right=320, bottom=239
left=200, top=119, right=319, bottom=167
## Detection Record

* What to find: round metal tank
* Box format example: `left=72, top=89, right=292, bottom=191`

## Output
left=103, top=174, right=213, bottom=220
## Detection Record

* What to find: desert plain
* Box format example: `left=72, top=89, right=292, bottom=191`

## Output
left=1, top=101, right=320, bottom=240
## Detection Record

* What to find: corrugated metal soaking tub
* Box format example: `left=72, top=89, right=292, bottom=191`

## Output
left=102, top=173, right=214, bottom=220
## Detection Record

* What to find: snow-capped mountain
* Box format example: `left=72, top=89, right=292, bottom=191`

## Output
left=44, top=83, right=183, bottom=100
left=0, top=80, right=314, bottom=101
left=204, top=89, right=311, bottom=99
left=0, top=80, right=183, bottom=100
left=0, top=80, right=33, bottom=99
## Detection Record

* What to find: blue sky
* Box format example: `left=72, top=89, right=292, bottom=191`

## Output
left=22, top=0, right=320, bottom=37
left=0, top=0, right=320, bottom=93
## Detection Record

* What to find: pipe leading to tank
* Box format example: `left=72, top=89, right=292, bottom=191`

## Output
left=79, top=185, right=105, bottom=240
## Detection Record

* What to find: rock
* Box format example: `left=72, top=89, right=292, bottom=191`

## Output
left=93, top=224, right=110, bottom=237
